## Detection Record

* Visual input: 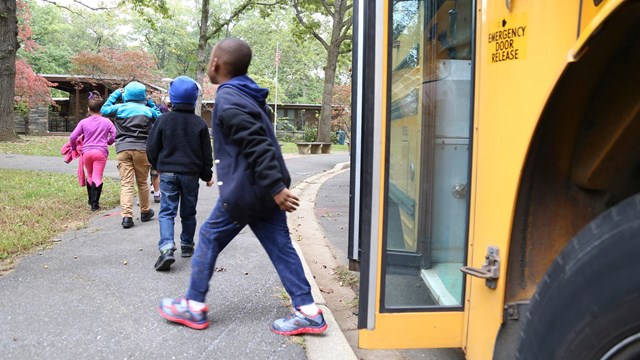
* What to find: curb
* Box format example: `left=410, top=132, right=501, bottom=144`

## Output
left=290, top=163, right=356, bottom=360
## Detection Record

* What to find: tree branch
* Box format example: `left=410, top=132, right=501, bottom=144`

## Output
left=340, top=16, right=353, bottom=35
left=40, top=0, right=118, bottom=14
left=255, top=1, right=280, bottom=5
left=292, top=0, right=329, bottom=51
left=319, top=0, right=334, bottom=18
left=208, top=0, right=253, bottom=38
left=39, top=0, right=80, bottom=14
left=338, top=33, right=351, bottom=45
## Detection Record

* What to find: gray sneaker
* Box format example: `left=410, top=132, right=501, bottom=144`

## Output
left=271, top=309, right=327, bottom=335
left=158, top=297, right=209, bottom=330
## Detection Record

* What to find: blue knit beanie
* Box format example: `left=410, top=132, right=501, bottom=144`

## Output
left=169, top=76, right=199, bottom=106
left=122, top=81, right=147, bottom=102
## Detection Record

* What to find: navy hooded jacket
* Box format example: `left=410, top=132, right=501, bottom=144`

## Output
left=211, top=75, right=291, bottom=222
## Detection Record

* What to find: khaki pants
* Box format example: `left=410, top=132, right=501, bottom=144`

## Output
left=117, top=150, right=151, bottom=217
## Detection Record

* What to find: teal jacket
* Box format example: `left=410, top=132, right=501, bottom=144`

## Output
left=101, top=82, right=161, bottom=153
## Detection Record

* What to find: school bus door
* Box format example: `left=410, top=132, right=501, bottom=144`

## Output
left=355, top=0, right=475, bottom=349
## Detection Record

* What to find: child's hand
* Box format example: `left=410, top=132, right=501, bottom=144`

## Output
left=206, top=180, right=214, bottom=187
left=273, top=188, right=299, bottom=212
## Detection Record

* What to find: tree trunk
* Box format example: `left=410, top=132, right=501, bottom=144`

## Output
left=317, top=45, right=339, bottom=143
left=316, top=0, right=349, bottom=143
left=195, top=0, right=210, bottom=117
left=0, top=0, right=18, bottom=141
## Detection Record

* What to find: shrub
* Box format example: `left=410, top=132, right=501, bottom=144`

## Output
left=303, top=125, right=317, bottom=142
left=331, top=131, right=339, bottom=144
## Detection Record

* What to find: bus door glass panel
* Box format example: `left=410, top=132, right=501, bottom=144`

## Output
left=383, top=0, right=473, bottom=309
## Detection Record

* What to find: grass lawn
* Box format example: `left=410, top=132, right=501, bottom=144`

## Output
left=280, top=142, right=349, bottom=153
left=0, top=169, right=120, bottom=262
left=0, top=135, right=118, bottom=160
left=0, top=135, right=350, bottom=157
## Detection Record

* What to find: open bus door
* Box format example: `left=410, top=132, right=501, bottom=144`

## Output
left=349, top=0, right=475, bottom=350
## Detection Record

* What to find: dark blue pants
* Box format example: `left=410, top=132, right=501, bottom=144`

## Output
left=186, top=199, right=314, bottom=308
left=157, top=172, right=199, bottom=251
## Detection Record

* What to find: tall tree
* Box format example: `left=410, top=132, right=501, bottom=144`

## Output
left=131, top=1, right=199, bottom=78
left=0, top=0, right=19, bottom=141
left=232, top=8, right=326, bottom=105
left=0, top=0, right=169, bottom=142
left=194, top=0, right=254, bottom=115
left=292, top=0, right=352, bottom=142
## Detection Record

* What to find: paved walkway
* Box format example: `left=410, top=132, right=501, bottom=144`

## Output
left=0, top=152, right=465, bottom=360
left=0, top=153, right=354, bottom=360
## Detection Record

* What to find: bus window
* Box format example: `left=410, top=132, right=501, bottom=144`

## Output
left=383, top=0, right=473, bottom=310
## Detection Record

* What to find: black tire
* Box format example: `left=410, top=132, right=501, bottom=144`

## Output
left=516, top=193, right=640, bottom=360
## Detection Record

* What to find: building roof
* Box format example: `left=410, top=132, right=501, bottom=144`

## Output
left=40, top=74, right=166, bottom=93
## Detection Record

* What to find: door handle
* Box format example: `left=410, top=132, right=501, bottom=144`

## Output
left=461, top=246, right=500, bottom=289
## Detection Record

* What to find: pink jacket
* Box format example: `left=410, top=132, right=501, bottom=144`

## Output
left=61, top=137, right=86, bottom=186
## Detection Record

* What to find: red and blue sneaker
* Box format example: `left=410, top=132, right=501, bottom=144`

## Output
left=271, top=309, right=328, bottom=335
left=158, top=297, right=209, bottom=330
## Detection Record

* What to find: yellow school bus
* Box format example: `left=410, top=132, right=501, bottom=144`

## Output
left=348, top=0, right=640, bottom=359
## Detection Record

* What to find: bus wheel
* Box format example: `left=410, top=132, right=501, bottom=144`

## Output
left=515, top=193, right=640, bottom=360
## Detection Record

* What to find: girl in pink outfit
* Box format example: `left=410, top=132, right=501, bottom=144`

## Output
left=69, top=91, right=116, bottom=211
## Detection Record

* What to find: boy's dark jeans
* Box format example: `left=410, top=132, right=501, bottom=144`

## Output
left=186, top=199, right=314, bottom=308
left=158, top=172, right=200, bottom=252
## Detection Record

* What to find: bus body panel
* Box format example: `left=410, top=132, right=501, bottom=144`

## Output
left=353, top=0, right=636, bottom=358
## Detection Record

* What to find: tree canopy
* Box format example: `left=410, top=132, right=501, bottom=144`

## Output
left=1, top=0, right=353, bottom=140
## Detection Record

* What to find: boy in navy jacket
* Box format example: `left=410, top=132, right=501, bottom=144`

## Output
left=158, top=38, right=327, bottom=335
left=147, top=76, right=214, bottom=271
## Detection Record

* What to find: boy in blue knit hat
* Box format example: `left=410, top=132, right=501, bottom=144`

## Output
left=101, top=81, right=160, bottom=229
left=147, top=76, right=214, bottom=271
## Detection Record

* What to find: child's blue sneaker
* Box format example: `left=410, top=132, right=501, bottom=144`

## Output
left=271, top=309, right=328, bottom=335
left=158, top=297, right=209, bottom=330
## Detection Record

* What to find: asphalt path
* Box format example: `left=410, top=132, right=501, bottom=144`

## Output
left=0, top=153, right=349, bottom=360
left=314, top=169, right=351, bottom=269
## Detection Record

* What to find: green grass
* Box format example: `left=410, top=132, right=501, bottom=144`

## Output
left=334, top=265, right=360, bottom=291
left=0, top=169, right=120, bottom=260
left=0, top=135, right=118, bottom=160
left=280, top=142, right=350, bottom=153
left=0, top=135, right=349, bottom=158
left=0, top=135, right=68, bottom=157
left=275, top=287, right=292, bottom=307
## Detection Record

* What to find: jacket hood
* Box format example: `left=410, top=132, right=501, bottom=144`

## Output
left=169, top=76, right=199, bottom=106
left=218, top=75, right=269, bottom=105
left=123, top=81, right=147, bottom=102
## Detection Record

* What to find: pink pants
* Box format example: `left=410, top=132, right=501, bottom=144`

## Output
left=83, top=150, right=108, bottom=186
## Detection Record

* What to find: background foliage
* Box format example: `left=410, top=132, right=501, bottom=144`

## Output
left=19, top=0, right=351, bottom=105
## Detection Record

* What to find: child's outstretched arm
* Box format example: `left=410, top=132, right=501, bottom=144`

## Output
left=101, top=89, right=123, bottom=117
left=146, top=97, right=161, bottom=120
